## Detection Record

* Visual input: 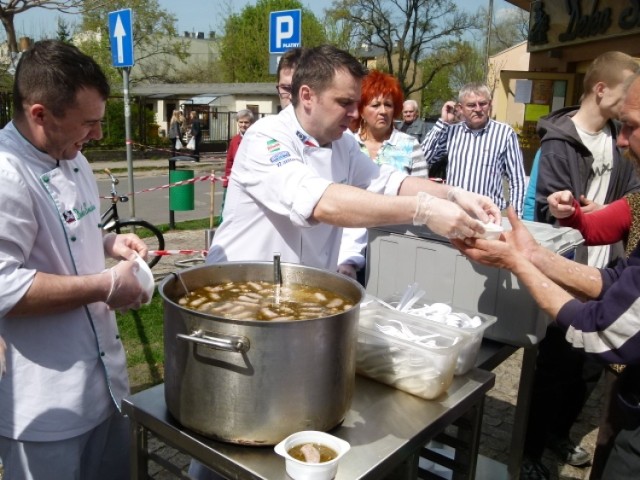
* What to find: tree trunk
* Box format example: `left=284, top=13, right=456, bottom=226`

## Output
left=0, top=13, right=18, bottom=54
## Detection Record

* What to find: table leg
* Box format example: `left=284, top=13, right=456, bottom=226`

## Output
left=130, top=420, right=148, bottom=480
left=384, top=452, right=419, bottom=479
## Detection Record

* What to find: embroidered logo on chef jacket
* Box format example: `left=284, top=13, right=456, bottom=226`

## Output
left=270, top=151, right=291, bottom=164
left=63, top=210, right=77, bottom=224
left=295, top=130, right=318, bottom=148
left=266, top=139, right=281, bottom=153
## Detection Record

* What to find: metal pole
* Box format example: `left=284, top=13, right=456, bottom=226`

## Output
left=123, top=67, right=135, bottom=218
left=484, top=0, right=494, bottom=83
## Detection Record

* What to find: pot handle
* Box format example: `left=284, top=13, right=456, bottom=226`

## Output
left=177, top=329, right=250, bottom=353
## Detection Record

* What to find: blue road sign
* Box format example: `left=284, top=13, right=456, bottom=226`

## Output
left=108, top=9, right=134, bottom=67
left=269, top=9, right=301, bottom=54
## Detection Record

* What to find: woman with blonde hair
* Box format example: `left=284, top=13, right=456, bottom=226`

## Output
left=168, top=109, right=183, bottom=156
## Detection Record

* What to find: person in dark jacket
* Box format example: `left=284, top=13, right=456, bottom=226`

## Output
left=188, top=110, right=202, bottom=161
left=526, top=51, right=640, bottom=480
left=398, top=99, right=430, bottom=143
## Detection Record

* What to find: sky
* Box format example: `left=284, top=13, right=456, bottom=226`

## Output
left=10, top=0, right=517, bottom=41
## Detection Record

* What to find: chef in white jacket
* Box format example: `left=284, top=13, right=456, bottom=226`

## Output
left=0, top=40, right=149, bottom=480
left=207, top=45, right=500, bottom=270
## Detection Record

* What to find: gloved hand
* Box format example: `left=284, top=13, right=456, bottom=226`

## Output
left=413, top=192, right=484, bottom=239
left=446, top=187, right=501, bottom=224
left=0, top=335, right=6, bottom=380
left=337, top=263, right=358, bottom=280
left=104, top=260, right=148, bottom=312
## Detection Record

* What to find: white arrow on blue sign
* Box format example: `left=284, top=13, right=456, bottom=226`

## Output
left=269, top=9, right=301, bottom=54
left=108, top=9, right=134, bottom=68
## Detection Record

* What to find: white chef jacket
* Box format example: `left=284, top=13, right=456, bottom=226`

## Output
left=206, top=106, right=408, bottom=269
left=0, top=122, right=129, bottom=441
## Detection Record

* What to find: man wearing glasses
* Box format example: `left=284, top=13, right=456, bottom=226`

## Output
left=275, top=47, right=303, bottom=109
left=421, top=83, right=526, bottom=217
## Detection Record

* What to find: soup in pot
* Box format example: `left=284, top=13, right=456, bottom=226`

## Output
left=178, top=280, right=353, bottom=321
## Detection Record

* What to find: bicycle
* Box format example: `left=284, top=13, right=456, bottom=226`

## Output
left=100, top=169, right=165, bottom=269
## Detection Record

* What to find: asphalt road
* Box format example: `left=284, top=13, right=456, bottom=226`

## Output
left=96, top=170, right=223, bottom=227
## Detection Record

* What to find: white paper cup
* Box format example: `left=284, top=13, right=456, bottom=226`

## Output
left=476, top=221, right=504, bottom=240
left=133, top=252, right=154, bottom=304
left=274, top=431, right=350, bottom=480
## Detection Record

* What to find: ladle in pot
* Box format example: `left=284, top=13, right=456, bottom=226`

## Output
left=273, top=253, right=282, bottom=305
left=170, top=271, right=191, bottom=298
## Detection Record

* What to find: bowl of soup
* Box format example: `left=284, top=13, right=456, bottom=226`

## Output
left=274, top=430, right=351, bottom=480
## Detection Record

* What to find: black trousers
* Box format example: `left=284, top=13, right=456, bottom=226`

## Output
left=523, top=324, right=604, bottom=458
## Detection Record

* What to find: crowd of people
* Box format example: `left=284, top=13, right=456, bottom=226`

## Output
left=1, top=37, right=640, bottom=480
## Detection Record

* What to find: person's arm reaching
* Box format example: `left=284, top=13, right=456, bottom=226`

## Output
left=550, top=193, right=631, bottom=246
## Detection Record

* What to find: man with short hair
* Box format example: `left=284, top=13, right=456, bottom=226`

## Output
left=398, top=99, right=430, bottom=143
left=0, top=40, right=149, bottom=479
left=206, top=45, right=501, bottom=269
left=421, top=83, right=527, bottom=217
left=194, top=44, right=501, bottom=480
left=276, top=47, right=303, bottom=109
left=453, top=71, right=640, bottom=480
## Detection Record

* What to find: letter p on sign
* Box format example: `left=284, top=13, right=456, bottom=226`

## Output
left=269, top=9, right=301, bottom=54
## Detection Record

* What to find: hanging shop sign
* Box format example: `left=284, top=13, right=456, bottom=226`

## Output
left=528, top=0, right=640, bottom=52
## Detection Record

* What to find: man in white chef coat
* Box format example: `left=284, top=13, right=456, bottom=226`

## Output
left=207, top=45, right=501, bottom=269
left=0, top=40, right=149, bottom=479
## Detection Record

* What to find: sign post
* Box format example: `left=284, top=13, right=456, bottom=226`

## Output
left=108, top=9, right=136, bottom=218
left=269, top=9, right=302, bottom=74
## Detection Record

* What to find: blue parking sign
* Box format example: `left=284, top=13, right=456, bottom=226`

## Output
left=269, top=10, right=301, bottom=54
left=108, top=9, right=134, bottom=67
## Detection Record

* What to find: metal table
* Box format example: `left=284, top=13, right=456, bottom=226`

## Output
left=123, top=369, right=495, bottom=479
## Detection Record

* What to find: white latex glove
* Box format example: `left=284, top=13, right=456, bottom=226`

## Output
left=337, top=263, right=358, bottom=280
left=104, top=260, right=149, bottom=312
left=446, top=187, right=501, bottom=224
left=413, top=192, right=486, bottom=239
left=0, top=335, right=6, bottom=380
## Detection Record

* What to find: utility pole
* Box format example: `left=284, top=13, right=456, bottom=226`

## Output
left=484, top=0, right=494, bottom=83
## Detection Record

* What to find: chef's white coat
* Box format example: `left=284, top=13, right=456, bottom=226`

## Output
left=206, top=106, right=408, bottom=269
left=0, top=122, right=128, bottom=441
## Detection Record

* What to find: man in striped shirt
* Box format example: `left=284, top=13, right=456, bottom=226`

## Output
left=421, top=83, right=526, bottom=217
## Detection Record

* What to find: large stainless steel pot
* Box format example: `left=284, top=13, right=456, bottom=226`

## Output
left=159, top=262, right=364, bottom=445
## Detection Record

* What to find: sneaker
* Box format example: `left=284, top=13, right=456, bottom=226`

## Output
left=521, top=457, right=550, bottom=480
left=547, top=436, right=591, bottom=466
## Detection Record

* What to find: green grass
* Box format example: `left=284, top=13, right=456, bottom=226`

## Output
left=116, top=292, right=165, bottom=393
left=115, top=217, right=218, bottom=392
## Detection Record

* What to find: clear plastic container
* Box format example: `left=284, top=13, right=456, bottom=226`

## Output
left=373, top=295, right=497, bottom=376
left=356, top=304, right=463, bottom=400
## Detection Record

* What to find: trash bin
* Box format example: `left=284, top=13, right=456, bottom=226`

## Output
left=169, top=156, right=195, bottom=211
left=168, top=156, right=196, bottom=229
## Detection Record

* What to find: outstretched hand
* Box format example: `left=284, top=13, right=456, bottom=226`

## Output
left=450, top=207, right=539, bottom=269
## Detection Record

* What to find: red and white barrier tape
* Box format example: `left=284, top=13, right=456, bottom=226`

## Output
left=149, top=249, right=208, bottom=257
left=100, top=174, right=225, bottom=198
left=133, top=174, right=218, bottom=195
